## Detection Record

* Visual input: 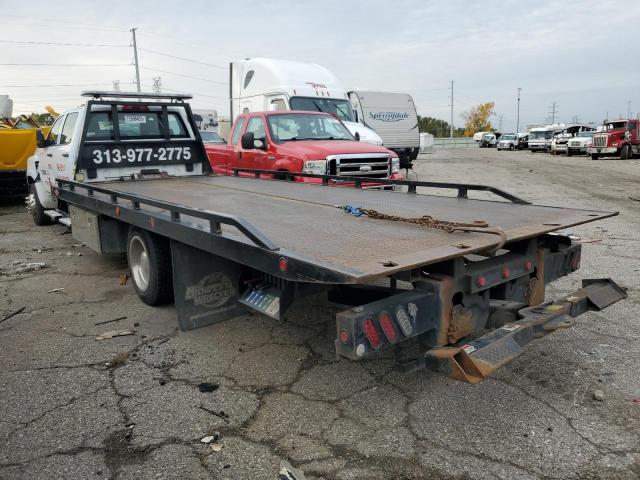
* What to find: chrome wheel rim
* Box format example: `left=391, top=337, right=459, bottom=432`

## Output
left=129, top=235, right=150, bottom=292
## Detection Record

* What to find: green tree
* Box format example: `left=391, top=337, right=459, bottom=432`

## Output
left=462, top=102, right=495, bottom=137
left=418, top=116, right=452, bottom=137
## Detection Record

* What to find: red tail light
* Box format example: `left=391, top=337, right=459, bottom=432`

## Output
left=278, top=257, right=288, bottom=272
left=476, top=276, right=487, bottom=288
left=502, top=267, right=510, bottom=279
left=339, top=329, right=350, bottom=344
left=363, top=318, right=382, bottom=349
left=121, top=104, right=148, bottom=111
left=525, top=260, right=533, bottom=271
left=378, top=311, right=398, bottom=343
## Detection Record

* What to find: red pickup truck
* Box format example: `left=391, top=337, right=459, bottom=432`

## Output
left=205, top=111, right=402, bottom=183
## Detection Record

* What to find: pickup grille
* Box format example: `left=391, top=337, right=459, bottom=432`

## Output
left=327, top=154, right=390, bottom=179
left=569, top=140, right=582, bottom=147
left=593, top=135, right=607, bottom=147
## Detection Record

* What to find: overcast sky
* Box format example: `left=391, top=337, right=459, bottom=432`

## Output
left=1, top=0, right=639, bottom=131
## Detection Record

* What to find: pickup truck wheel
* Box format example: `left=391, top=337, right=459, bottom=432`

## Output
left=127, top=228, right=174, bottom=306
left=591, top=153, right=600, bottom=160
left=28, top=183, right=51, bottom=226
left=620, top=144, right=631, bottom=160
left=566, top=149, right=572, bottom=157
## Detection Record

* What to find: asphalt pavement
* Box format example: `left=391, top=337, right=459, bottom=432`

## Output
left=1, top=148, right=639, bottom=479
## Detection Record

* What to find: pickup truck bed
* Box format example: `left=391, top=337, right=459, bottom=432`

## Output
left=86, top=175, right=615, bottom=282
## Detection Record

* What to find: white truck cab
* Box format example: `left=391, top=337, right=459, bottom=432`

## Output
left=229, top=57, right=383, bottom=146
left=26, top=91, right=206, bottom=225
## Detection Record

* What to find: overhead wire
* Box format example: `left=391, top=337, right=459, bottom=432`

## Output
left=0, top=39, right=129, bottom=47
left=138, top=48, right=226, bottom=69
left=140, top=67, right=227, bottom=85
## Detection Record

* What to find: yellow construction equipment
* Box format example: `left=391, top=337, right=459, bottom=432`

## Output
left=0, top=107, right=54, bottom=195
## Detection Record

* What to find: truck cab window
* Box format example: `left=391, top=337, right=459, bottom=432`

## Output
left=60, top=112, right=79, bottom=145
left=167, top=113, right=187, bottom=137
left=231, top=117, right=246, bottom=145
left=246, top=117, right=266, bottom=141
left=271, top=99, right=286, bottom=111
left=85, top=112, right=114, bottom=140
left=244, top=70, right=254, bottom=89
left=47, top=115, right=65, bottom=144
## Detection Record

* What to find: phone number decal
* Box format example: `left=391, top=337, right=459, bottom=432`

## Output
left=90, top=146, right=192, bottom=165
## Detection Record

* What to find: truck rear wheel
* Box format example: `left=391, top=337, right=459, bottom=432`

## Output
left=620, top=144, right=631, bottom=160
left=591, top=153, right=600, bottom=160
left=29, top=183, right=52, bottom=226
left=127, top=228, right=174, bottom=306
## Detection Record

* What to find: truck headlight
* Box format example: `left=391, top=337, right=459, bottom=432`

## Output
left=391, top=157, right=400, bottom=174
left=302, top=160, right=327, bottom=174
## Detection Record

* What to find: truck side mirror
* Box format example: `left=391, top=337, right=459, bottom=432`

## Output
left=36, top=129, right=47, bottom=148
left=354, top=131, right=360, bottom=141
left=241, top=131, right=255, bottom=149
left=254, top=138, right=266, bottom=150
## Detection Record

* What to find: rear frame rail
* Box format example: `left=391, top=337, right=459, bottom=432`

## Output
left=231, top=168, right=531, bottom=205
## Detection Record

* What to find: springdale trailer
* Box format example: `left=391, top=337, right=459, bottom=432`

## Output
left=32, top=92, right=626, bottom=384
left=348, top=90, right=420, bottom=169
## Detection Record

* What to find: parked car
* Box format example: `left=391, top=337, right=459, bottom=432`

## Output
left=205, top=110, right=402, bottom=184
left=497, top=133, right=518, bottom=150
left=479, top=133, right=497, bottom=148
left=566, top=131, right=594, bottom=156
left=516, top=133, right=528, bottom=150
left=200, top=130, right=226, bottom=144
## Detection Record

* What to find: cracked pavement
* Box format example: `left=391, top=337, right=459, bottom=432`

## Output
left=1, top=149, right=639, bottom=479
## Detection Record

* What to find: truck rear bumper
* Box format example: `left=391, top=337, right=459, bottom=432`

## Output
left=403, top=278, right=626, bottom=383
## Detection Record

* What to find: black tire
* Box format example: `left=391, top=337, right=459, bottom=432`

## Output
left=591, top=153, right=600, bottom=160
left=566, top=149, right=572, bottom=157
left=510, top=144, right=514, bottom=151
left=126, top=228, right=174, bottom=306
left=620, top=144, right=631, bottom=160
left=29, top=183, right=51, bottom=226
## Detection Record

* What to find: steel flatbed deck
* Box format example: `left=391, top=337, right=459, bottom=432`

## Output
left=58, top=174, right=616, bottom=283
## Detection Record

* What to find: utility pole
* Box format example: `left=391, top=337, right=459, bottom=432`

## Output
left=112, top=80, right=120, bottom=93
left=152, top=77, right=162, bottom=94
left=449, top=80, right=454, bottom=138
left=130, top=27, right=141, bottom=93
left=548, top=101, right=558, bottom=124
left=516, top=87, right=521, bottom=133
left=497, top=114, right=504, bottom=132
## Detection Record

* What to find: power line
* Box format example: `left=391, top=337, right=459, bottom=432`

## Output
left=0, top=63, right=130, bottom=67
left=138, top=48, right=226, bottom=69
left=140, top=67, right=227, bottom=85
left=0, top=82, right=135, bottom=88
left=0, top=39, right=128, bottom=47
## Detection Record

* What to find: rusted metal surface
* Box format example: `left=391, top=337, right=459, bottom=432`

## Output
left=447, top=305, right=476, bottom=344
left=527, top=249, right=546, bottom=306
left=420, top=278, right=627, bottom=383
left=96, top=175, right=618, bottom=283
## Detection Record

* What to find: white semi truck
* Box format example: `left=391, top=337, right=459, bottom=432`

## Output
left=229, top=57, right=383, bottom=146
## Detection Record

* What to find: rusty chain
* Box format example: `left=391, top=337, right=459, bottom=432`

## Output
left=341, top=206, right=508, bottom=250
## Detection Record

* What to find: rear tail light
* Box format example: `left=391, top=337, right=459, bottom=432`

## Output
left=378, top=311, right=398, bottom=343
left=363, top=318, right=382, bottom=349
left=395, top=306, right=413, bottom=336
left=339, top=329, right=350, bottom=344
left=476, top=276, right=487, bottom=288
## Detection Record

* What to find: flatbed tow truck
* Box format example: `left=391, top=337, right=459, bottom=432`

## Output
left=28, top=92, right=626, bottom=384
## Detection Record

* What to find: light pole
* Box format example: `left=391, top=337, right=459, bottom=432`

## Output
left=516, top=87, right=521, bottom=132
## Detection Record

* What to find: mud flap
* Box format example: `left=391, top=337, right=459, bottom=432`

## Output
left=171, top=240, right=247, bottom=330
left=404, top=279, right=627, bottom=383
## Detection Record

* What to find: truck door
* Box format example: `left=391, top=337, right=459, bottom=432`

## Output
left=240, top=116, right=268, bottom=171
left=225, top=117, right=246, bottom=175
left=39, top=113, right=65, bottom=191
left=56, top=112, right=79, bottom=182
